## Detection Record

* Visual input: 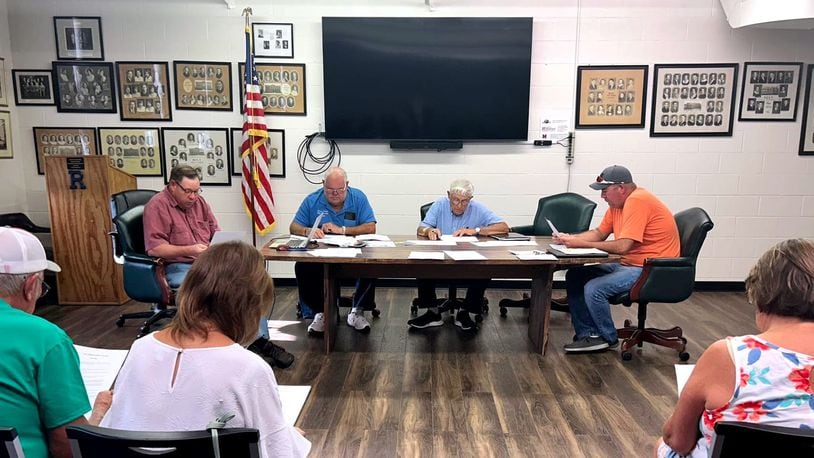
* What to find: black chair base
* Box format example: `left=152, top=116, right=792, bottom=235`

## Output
left=617, top=319, right=690, bottom=361
left=498, top=294, right=570, bottom=317
left=116, top=306, right=177, bottom=337
left=410, top=297, right=488, bottom=322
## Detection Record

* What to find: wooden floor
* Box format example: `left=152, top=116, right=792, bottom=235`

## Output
left=38, top=287, right=755, bottom=457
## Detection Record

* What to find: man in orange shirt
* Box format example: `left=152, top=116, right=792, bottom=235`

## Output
left=554, top=165, right=680, bottom=353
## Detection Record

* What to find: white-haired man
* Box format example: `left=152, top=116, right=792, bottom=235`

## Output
left=0, top=228, right=97, bottom=457
left=408, top=179, right=510, bottom=332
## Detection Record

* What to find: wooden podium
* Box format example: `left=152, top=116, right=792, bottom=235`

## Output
left=45, top=156, right=136, bottom=305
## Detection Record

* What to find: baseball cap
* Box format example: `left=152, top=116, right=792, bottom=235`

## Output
left=589, top=165, right=633, bottom=190
left=0, top=227, right=61, bottom=274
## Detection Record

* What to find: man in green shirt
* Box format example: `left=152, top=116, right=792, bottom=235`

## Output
left=0, top=227, right=91, bottom=457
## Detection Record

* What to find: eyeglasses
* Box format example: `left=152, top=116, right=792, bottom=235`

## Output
left=38, top=279, right=50, bottom=299
left=323, top=185, right=347, bottom=195
left=174, top=180, right=203, bottom=195
left=450, top=197, right=472, bottom=206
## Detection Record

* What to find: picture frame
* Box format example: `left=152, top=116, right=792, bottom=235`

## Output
left=12, top=70, right=55, bottom=106
left=0, top=58, right=7, bottom=107
left=0, top=111, right=12, bottom=158
left=799, top=64, right=814, bottom=156
left=32, top=127, right=98, bottom=175
left=252, top=23, right=294, bottom=59
left=230, top=127, right=285, bottom=178
left=650, top=63, right=739, bottom=137
left=739, top=62, right=803, bottom=122
left=238, top=62, right=306, bottom=115
left=161, top=128, right=231, bottom=185
left=53, top=16, right=104, bottom=60
left=52, top=61, right=117, bottom=113
left=116, top=61, right=172, bottom=121
left=98, top=127, right=163, bottom=176
left=173, top=61, right=232, bottom=111
left=575, top=65, right=648, bottom=129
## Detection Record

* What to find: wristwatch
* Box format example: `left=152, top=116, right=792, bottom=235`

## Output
left=475, top=227, right=481, bottom=235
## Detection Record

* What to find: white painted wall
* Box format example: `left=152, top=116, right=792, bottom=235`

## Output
left=4, top=0, right=814, bottom=281
left=0, top=0, right=27, bottom=215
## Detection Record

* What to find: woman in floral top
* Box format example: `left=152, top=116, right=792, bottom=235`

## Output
left=656, top=238, right=814, bottom=457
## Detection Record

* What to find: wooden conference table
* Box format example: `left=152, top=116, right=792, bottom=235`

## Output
left=261, top=236, right=618, bottom=354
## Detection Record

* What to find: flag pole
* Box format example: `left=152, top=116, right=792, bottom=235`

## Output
left=243, top=7, right=258, bottom=248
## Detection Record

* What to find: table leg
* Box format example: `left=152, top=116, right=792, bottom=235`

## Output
left=323, top=264, right=338, bottom=353
left=528, top=265, right=555, bottom=354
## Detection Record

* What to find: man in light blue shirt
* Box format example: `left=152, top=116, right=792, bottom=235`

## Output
left=289, top=167, right=377, bottom=335
left=409, top=179, right=509, bottom=332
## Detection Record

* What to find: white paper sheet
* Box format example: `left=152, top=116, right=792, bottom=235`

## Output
left=320, top=235, right=362, bottom=247
left=675, top=364, right=695, bottom=395
left=439, top=235, right=478, bottom=242
left=404, top=240, right=457, bottom=246
left=308, top=248, right=362, bottom=257
left=74, top=345, right=129, bottom=414
left=363, top=241, right=397, bottom=248
left=472, top=240, right=538, bottom=247
left=355, top=234, right=391, bottom=241
left=408, top=251, right=445, bottom=260
left=548, top=244, right=608, bottom=255
left=511, top=250, right=558, bottom=260
left=443, top=250, right=487, bottom=261
left=277, top=385, right=312, bottom=426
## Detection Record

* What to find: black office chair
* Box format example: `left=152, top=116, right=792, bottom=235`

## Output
left=0, top=212, right=59, bottom=306
left=497, top=192, right=597, bottom=316
left=111, top=205, right=176, bottom=337
left=66, top=425, right=260, bottom=458
left=0, top=427, right=23, bottom=458
left=711, top=421, right=814, bottom=457
left=609, top=207, right=714, bottom=361
left=410, top=202, right=489, bottom=319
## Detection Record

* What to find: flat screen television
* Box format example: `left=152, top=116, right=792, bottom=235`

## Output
left=322, top=17, right=533, bottom=146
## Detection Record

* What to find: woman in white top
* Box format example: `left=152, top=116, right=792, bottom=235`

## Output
left=97, top=241, right=310, bottom=457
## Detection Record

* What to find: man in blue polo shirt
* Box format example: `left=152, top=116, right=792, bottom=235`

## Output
left=289, top=167, right=377, bottom=335
left=408, top=179, right=510, bottom=332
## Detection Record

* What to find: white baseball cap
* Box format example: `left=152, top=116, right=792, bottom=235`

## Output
left=0, top=227, right=61, bottom=274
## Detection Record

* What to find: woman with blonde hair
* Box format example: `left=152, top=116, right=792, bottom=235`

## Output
left=97, top=241, right=310, bottom=457
left=656, top=238, right=814, bottom=457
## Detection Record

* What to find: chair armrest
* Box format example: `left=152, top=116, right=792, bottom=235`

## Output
left=511, top=225, right=534, bottom=235
left=629, top=257, right=696, bottom=304
left=123, top=252, right=163, bottom=265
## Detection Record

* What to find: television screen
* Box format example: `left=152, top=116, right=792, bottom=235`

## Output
left=322, top=17, right=533, bottom=142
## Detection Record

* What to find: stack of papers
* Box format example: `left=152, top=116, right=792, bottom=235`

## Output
left=439, top=235, right=478, bottom=242
left=355, top=234, right=391, bottom=241
left=321, top=235, right=363, bottom=247
left=308, top=248, right=362, bottom=257
left=548, top=244, right=608, bottom=257
left=443, top=250, right=487, bottom=261
left=510, top=250, right=557, bottom=260
left=408, top=251, right=445, bottom=260
left=404, top=240, right=457, bottom=246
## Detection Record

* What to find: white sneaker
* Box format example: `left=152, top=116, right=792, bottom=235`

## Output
left=347, top=310, right=371, bottom=333
left=307, top=313, right=325, bottom=336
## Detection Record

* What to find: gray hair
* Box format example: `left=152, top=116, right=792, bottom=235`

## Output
left=449, top=179, right=474, bottom=198
left=323, top=166, right=348, bottom=183
left=0, top=273, right=28, bottom=297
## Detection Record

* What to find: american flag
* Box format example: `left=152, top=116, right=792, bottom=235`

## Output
left=241, top=23, right=275, bottom=234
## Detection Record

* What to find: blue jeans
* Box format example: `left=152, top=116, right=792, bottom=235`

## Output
left=295, top=262, right=376, bottom=319
left=565, top=263, right=643, bottom=343
left=166, top=262, right=269, bottom=340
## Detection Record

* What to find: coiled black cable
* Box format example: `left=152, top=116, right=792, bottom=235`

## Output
left=296, top=132, right=341, bottom=184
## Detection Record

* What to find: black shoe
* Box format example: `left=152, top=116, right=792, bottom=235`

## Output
left=248, top=337, right=295, bottom=369
left=454, top=310, right=477, bottom=332
left=407, top=310, right=444, bottom=329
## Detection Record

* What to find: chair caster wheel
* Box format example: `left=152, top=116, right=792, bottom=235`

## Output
left=499, top=307, right=507, bottom=317
left=623, top=319, right=632, bottom=327
left=475, top=314, right=483, bottom=323
left=410, top=305, right=417, bottom=316
left=621, top=352, right=633, bottom=361
left=116, top=318, right=125, bottom=327
left=372, top=309, right=381, bottom=318
left=679, top=352, right=690, bottom=362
